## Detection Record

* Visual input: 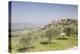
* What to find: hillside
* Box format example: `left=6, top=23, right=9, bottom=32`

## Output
left=41, top=18, right=77, bottom=30
left=11, top=23, right=42, bottom=32
left=10, top=18, right=78, bottom=53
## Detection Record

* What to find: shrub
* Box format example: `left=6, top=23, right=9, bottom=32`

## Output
left=19, top=32, right=32, bottom=52
left=40, top=40, right=48, bottom=45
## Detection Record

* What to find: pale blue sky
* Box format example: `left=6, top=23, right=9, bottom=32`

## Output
left=11, top=1, right=78, bottom=25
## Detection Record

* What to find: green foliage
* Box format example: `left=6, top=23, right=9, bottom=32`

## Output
left=46, top=28, right=54, bottom=43
left=63, top=26, right=72, bottom=36
left=19, top=37, right=27, bottom=48
left=19, top=32, right=32, bottom=52
left=40, top=40, right=48, bottom=45
left=63, top=26, right=78, bottom=36
left=10, top=19, right=78, bottom=52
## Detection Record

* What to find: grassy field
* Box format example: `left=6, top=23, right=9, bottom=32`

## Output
left=11, top=34, right=78, bottom=53
left=9, top=19, right=78, bottom=53
left=31, top=37, right=77, bottom=52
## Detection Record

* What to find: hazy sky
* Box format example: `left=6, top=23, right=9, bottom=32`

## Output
left=11, top=1, right=78, bottom=25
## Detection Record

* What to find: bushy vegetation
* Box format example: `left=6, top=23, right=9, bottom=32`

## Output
left=9, top=18, right=78, bottom=53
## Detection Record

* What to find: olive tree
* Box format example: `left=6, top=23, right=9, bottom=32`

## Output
left=46, top=24, right=60, bottom=43
left=63, top=26, right=73, bottom=36
left=46, top=28, right=54, bottom=44
left=19, top=32, right=32, bottom=52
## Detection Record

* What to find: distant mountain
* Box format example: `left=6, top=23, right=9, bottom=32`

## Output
left=11, top=23, right=42, bottom=32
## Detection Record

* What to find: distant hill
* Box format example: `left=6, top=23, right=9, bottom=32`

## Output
left=10, top=18, right=78, bottom=36
left=11, top=23, right=42, bottom=32
left=40, top=18, right=78, bottom=30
